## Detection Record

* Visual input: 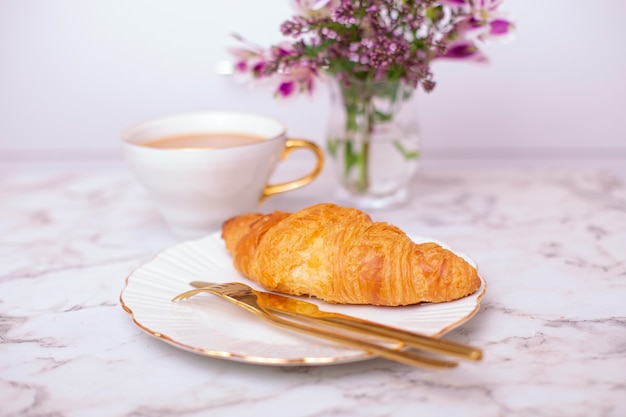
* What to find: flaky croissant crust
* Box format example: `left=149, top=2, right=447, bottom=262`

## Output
left=222, top=203, right=481, bottom=306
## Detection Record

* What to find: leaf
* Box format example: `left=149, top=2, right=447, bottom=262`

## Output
left=327, top=138, right=339, bottom=157
left=393, top=141, right=420, bottom=159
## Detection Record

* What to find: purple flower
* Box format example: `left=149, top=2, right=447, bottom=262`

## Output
left=273, top=66, right=318, bottom=98
left=466, top=0, right=515, bottom=39
left=489, top=18, right=514, bottom=35
left=228, top=0, right=514, bottom=96
left=228, top=47, right=265, bottom=74
left=439, top=39, right=487, bottom=62
left=290, top=0, right=335, bottom=17
left=277, top=81, right=296, bottom=97
left=440, top=0, right=468, bottom=7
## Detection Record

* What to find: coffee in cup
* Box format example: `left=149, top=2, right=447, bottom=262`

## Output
left=121, top=111, right=324, bottom=238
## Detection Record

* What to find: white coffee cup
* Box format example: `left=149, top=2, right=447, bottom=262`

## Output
left=121, top=111, right=324, bottom=238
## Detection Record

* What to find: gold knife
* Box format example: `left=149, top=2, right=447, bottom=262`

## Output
left=189, top=280, right=482, bottom=361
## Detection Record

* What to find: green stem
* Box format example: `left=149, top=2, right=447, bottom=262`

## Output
left=334, top=78, right=412, bottom=195
left=357, top=141, right=369, bottom=191
left=342, top=87, right=372, bottom=193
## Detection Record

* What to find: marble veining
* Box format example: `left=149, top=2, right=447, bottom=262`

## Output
left=1, top=165, right=625, bottom=417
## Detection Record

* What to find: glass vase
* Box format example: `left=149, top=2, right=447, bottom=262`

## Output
left=326, top=76, right=421, bottom=209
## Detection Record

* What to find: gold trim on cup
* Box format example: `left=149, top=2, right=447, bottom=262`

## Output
left=260, top=138, right=325, bottom=204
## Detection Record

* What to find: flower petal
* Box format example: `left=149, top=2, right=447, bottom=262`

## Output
left=489, top=18, right=514, bottom=35
left=441, top=40, right=487, bottom=62
left=277, top=81, right=295, bottom=97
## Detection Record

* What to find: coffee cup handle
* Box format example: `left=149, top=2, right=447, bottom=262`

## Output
left=260, top=138, right=324, bottom=204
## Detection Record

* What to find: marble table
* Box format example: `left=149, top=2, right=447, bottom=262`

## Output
left=1, top=162, right=625, bottom=417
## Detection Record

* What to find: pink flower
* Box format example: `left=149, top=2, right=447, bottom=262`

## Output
left=440, top=0, right=468, bottom=7
left=468, top=0, right=515, bottom=39
left=277, top=80, right=296, bottom=97
left=488, top=18, right=514, bottom=36
left=228, top=47, right=260, bottom=73
left=290, top=0, right=335, bottom=17
left=273, top=66, right=318, bottom=98
left=228, top=35, right=273, bottom=78
left=439, top=39, right=487, bottom=62
left=228, top=0, right=514, bottom=97
left=270, top=42, right=296, bottom=60
left=442, top=0, right=514, bottom=38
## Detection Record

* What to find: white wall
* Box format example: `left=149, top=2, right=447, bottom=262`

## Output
left=1, top=0, right=625, bottom=169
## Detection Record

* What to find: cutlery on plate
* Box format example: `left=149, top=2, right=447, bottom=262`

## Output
left=173, top=282, right=478, bottom=368
left=172, top=282, right=457, bottom=368
left=188, top=280, right=482, bottom=362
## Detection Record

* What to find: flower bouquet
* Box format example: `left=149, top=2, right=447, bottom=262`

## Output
left=230, top=0, right=514, bottom=207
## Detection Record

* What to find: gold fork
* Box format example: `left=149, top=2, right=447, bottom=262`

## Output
left=172, top=282, right=458, bottom=369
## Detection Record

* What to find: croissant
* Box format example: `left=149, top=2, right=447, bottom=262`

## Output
left=221, top=203, right=481, bottom=306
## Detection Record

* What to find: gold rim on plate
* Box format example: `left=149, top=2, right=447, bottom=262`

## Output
left=119, top=232, right=486, bottom=366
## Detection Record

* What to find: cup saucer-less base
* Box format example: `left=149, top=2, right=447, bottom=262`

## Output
left=120, top=232, right=486, bottom=366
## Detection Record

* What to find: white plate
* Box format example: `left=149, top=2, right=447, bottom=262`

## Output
left=120, top=232, right=486, bottom=366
